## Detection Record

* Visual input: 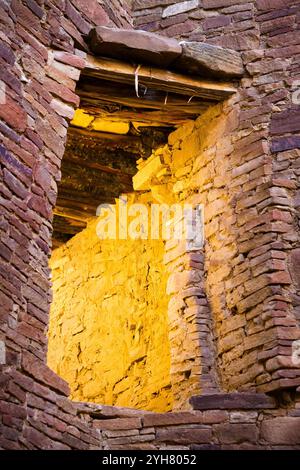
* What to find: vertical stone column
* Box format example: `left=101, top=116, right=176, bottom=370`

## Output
left=164, top=239, right=219, bottom=410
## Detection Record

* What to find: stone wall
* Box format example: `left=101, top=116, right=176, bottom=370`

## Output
left=1, top=0, right=300, bottom=450
left=163, top=102, right=300, bottom=393
left=0, top=0, right=133, bottom=451
left=48, top=211, right=172, bottom=412
left=131, top=0, right=300, bottom=394
left=80, top=393, right=300, bottom=450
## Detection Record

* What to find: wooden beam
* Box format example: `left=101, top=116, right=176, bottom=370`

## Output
left=83, top=55, right=237, bottom=101
left=77, top=79, right=213, bottom=112
left=53, top=215, right=86, bottom=234
left=57, top=187, right=118, bottom=204
left=78, top=106, right=207, bottom=127
left=63, top=154, right=134, bottom=181
left=53, top=205, right=96, bottom=222
left=67, top=125, right=141, bottom=145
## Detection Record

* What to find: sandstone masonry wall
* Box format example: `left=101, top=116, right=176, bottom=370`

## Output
left=131, top=0, right=300, bottom=394
left=1, top=0, right=300, bottom=450
left=0, top=0, right=133, bottom=450
left=80, top=395, right=300, bottom=450
left=48, top=214, right=172, bottom=412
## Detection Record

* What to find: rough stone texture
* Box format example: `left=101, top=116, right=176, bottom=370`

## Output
left=0, top=0, right=132, bottom=451
left=261, top=417, right=300, bottom=445
left=88, top=26, right=182, bottom=67
left=173, top=41, right=245, bottom=79
left=48, top=199, right=172, bottom=412
left=152, top=101, right=300, bottom=395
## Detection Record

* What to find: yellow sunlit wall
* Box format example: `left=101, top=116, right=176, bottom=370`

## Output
left=48, top=216, right=173, bottom=411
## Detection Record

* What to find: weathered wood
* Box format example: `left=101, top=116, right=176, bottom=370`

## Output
left=53, top=204, right=97, bottom=222
left=64, top=154, right=134, bottom=181
left=83, top=55, right=237, bottom=101
left=53, top=216, right=86, bottom=235
left=174, top=42, right=245, bottom=79
left=88, top=26, right=182, bottom=67
left=59, top=162, right=133, bottom=201
left=77, top=78, right=212, bottom=113
left=57, top=187, right=116, bottom=205
left=77, top=80, right=211, bottom=126
left=78, top=106, right=208, bottom=127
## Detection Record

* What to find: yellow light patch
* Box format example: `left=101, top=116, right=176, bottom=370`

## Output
left=47, top=214, right=172, bottom=412
left=71, top=109, right=94, bottom=128
left=92, top=119, right=130, bottom=134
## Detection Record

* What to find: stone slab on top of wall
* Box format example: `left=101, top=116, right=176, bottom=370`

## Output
left=87, top=25, right=245, bottom=79
left=173, top=41, right=245, bottom=79
left=88, top=25, right=182, bottom=66
left=48, top=212, right=172, bottom=412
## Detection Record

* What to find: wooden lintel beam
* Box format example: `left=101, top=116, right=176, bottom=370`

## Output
left=53, top=205, right=96, bottom=222
left=83, top=55, right=237, bottom=101
left=63, top=154, right=134, bottom=181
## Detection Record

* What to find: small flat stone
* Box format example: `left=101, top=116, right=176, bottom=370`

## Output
left=173, top=41, right=245, bottom=79
left=88, top=26, right=182, bottom=67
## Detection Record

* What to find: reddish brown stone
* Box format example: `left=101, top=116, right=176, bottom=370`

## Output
left=3, top=169, right=28, bottom=199
left=44, top=77, right=80, bottom=106
left=143, top=411, right=203, bottom=427
left=22, top=351, right=70, bottom=396
left=0, top=96, right=27, bottom=132
left=133, top=0, right=174, bottom=10
left=257, top=0, right=287, bottom=10
left=261, top=418, right=300, bottom=444
left=173, top=41, right=244, bottom=79
left=0, top=42, right=15, bottom=65
left=11, top=0, right=44, bottom=41
left=88, top=26, right=182, bottom=67
left=289, top=249, right=300, bottom=290
left=65, top=1, right=91, bottom=35
left=156, top=428, right=212, bottom=444
left=202, top=15, right=231, bottom=31
left=203, top=410, right=228, bottom=424
left=24, top=0, right=44, bottom=18
left=72, top=0, right=110, bottom=24
left=270, top=109, right=300, bottom=135
left=190, top=393, right=276, bottom=410
left=202, top=0, right=246, bottom=7
left=93, top=417, right=142, bottom=430
left=53, top=51, right=86, bottom=69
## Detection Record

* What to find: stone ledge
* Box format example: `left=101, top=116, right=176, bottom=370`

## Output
left=190, top=393, right=276, bottom=410
left=87, top=26, right=245, bottom=80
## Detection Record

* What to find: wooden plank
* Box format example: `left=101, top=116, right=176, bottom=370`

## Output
left=79, top=106, right=205, bottom=126
left=63, top=154, right=134, bottom=181
left=67, top=125, right=141, bottom=144
left=77, top=78, right=213, bottom=112
left=57, top=186, right=118, bottom=204
left=77, top=105, right=203, bottom=126
left=83, top=55, right=237, bottom=101
left=53, top=205, right=97, bottom=222
left=53, top=215, right=86, bottom=235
